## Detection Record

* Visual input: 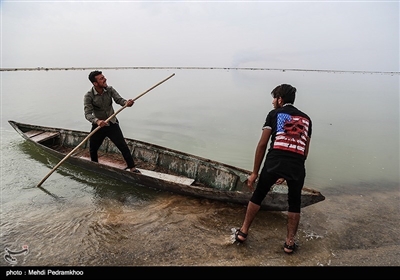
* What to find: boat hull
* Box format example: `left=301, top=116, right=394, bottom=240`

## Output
left=8, top=120, right=325, bottom=211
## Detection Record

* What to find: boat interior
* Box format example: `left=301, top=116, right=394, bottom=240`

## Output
left=16, top=124, right=250, bottom=192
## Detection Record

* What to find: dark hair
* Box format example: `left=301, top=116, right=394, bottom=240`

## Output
left=88, top=70, right=102, bottom=83
left=271, top=84, right=296, bottom=104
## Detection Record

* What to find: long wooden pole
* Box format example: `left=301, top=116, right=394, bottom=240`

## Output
left=36, top=73, right=175, bottom=187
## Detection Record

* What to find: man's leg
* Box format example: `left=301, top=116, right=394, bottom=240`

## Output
left=89, top=125, right=106, bottom=162
left=236, top=170, right=279, bottom=242
left=285, top=212, right=300, bottom=252
left=236, top=201, right=260, bottom=242
left=284, top=177, right=304, bottom=253
left=107, top=123, right=135, bottom=168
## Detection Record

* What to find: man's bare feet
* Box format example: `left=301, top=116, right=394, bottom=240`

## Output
left=130, top=168, right=141, bottom=174
left=124, top=167, right=141, bottom=174
left=276, top=178, right=285, bottom=184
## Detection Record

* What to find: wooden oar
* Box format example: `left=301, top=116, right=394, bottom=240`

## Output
left=36, top=73, right=175, bottom=187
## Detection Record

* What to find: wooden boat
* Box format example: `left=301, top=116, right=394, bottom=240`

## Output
left=8, top=120, right=325, bottom=211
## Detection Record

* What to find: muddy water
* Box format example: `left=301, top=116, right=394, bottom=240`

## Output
left=2, top=133, right=398, bottom=268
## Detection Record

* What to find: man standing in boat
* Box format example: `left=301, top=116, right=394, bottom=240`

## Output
left=84, top=70, right=141, bottom=173
left=235, top=84, right=312, bottom=254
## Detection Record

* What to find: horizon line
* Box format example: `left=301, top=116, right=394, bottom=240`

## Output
left=0, top=66, right=398, bottom=75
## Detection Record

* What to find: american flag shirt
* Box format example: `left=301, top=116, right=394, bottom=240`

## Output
left=263, top=105, right=312, bottom=160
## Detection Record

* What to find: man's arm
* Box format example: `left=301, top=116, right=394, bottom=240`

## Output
left=109, top=87, right=127, bottom=106
left=304, top=136, right=311, bottom=160
left=253, top=128, right=271, bottom=174
left=83, top=93, right=97, bottom=124
left=247, top=128, right=271, bottom=189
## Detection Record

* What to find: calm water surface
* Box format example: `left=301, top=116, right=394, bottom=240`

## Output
left=0, top=69, right=399, bottom=270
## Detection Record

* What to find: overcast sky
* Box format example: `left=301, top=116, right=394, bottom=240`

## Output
left=1, top=1, right=398, bottom=72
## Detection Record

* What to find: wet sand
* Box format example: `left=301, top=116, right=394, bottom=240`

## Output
left=61, top=185, right=399, bottom=268
left=62, top=185, right=398, bottom=279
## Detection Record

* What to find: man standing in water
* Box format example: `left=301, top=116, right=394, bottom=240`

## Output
left=84, top=70, right=140, bottom=173
left=235, top=84, right=312, bottom=254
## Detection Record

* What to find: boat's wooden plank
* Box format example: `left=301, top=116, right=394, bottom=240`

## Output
left=25, top=130, right=44, bottom=138
left=79, top=154, right=195, bottom=185
left=137, top=168, right=195, bottom=185
left=30, top=131, right=59, bottom=143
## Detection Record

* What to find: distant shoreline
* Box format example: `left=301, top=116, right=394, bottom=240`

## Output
left=0, top=66, right=398, bottom=75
